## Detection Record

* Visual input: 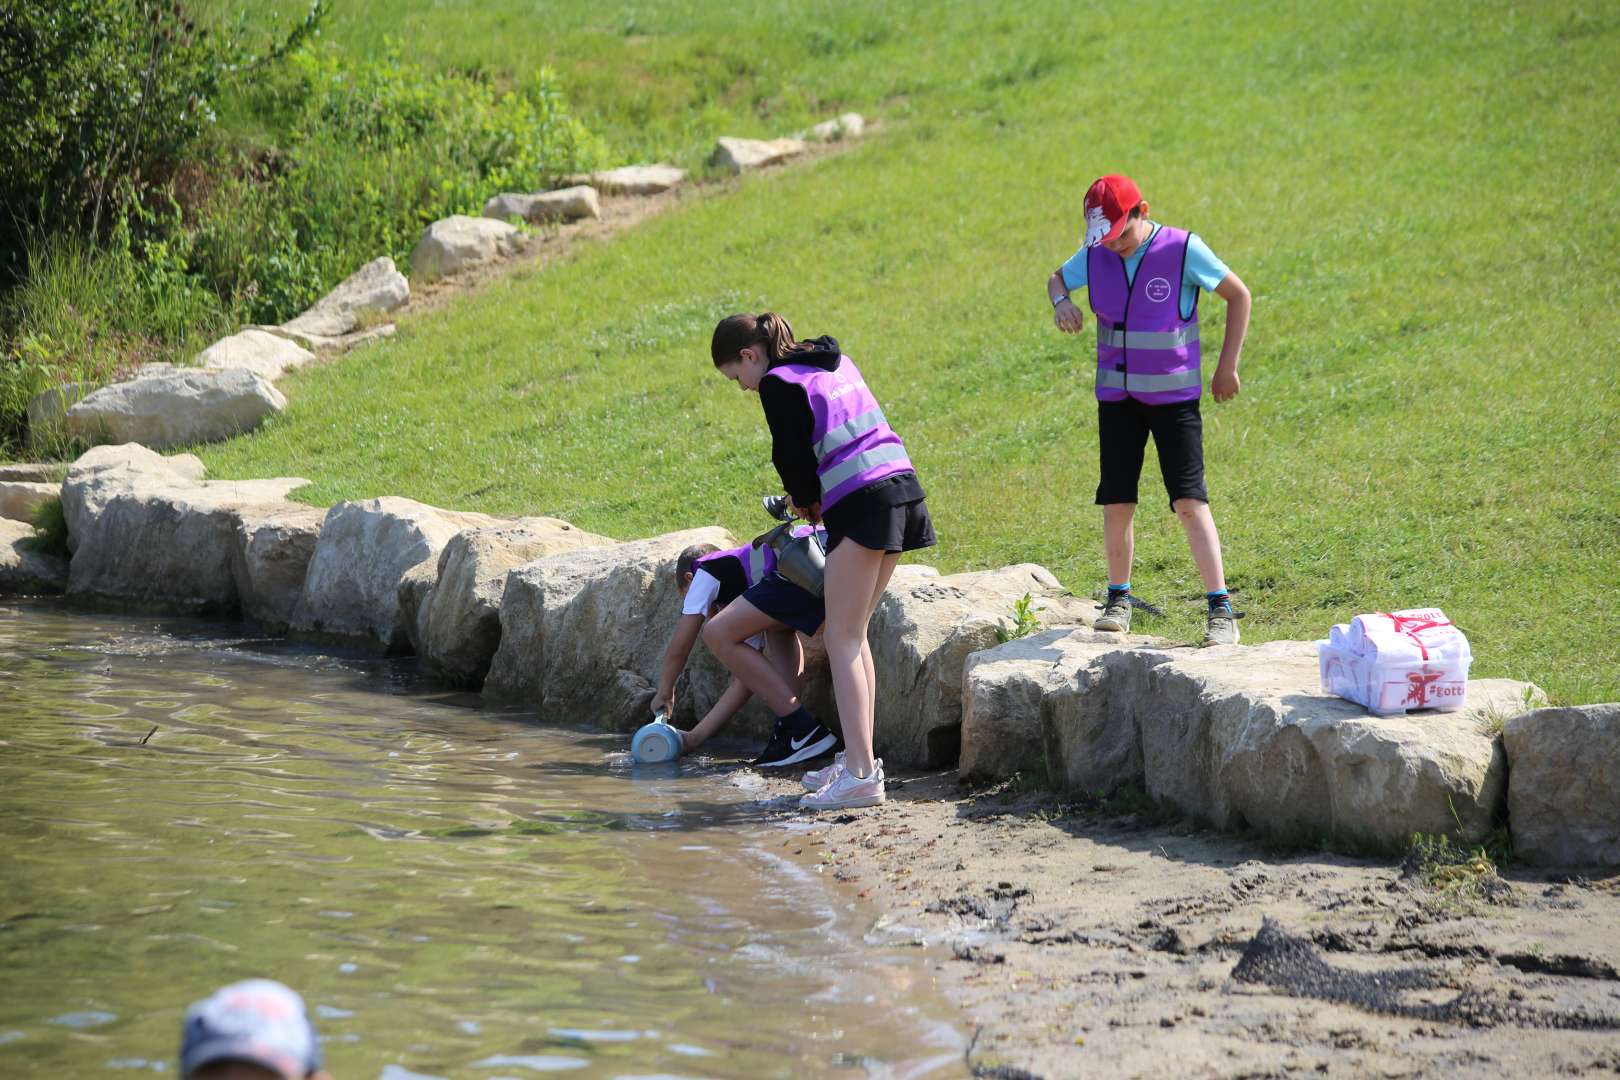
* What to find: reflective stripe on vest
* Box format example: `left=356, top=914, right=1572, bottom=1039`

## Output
left=819, top=442, right=911, bottom=497
left=1096, top=323, right=1201, bottom=350
left=747, top=544, right=767, bottom=584
left=813, top=405, right=888, bottom=458
left=1096, top=368, right=1203, bottom=392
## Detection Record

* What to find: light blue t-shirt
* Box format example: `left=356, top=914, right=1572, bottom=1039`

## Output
left=1059, top=223, right=1228, bottom=321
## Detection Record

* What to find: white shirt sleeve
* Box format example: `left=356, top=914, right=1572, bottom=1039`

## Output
left=682, top=568, right=723, bottom=616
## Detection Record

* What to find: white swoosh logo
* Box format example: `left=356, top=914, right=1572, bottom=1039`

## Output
left=790, top=730, right=818, bottom=750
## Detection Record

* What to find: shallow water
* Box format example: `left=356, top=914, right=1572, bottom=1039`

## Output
left=0, top=600, right=965, bottom=1078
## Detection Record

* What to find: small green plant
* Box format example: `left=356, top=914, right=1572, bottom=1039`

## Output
left=19, top=496, right=70, bottom=558
left=993, top=592, right=1041, bottom=644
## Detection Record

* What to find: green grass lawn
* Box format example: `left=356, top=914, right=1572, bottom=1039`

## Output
left=197, top=0, right=1620, bottom=703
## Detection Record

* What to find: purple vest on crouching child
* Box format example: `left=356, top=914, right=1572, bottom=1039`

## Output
left=762, top=356, right=915, bottom=511
left=694, top=525, right=821, bottom=601
left=1086, top=226, right=1203, bottom=405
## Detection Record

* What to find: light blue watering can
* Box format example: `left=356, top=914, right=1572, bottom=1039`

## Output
left=630, top=711, right=683, bottom=764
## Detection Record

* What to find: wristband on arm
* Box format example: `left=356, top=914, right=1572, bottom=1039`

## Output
left=1052, top=293, right=1069, bottom=307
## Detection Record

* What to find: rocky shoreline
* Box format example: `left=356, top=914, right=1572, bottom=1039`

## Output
left=1, top=442, right=1616, bottom=872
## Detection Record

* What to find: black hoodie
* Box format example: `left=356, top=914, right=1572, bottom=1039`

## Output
left=758, top=336, right=923, bottom=515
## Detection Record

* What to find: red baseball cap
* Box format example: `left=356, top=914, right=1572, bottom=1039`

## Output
left=1082, top=174, right=1143, bottom=247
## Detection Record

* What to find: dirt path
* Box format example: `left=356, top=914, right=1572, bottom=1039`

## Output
left=746, top=770, right=1620, bottom=1078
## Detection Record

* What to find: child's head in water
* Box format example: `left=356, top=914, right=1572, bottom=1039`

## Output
left=711, top=312, right=809, bottom=390
left=675, top=543, right=719, bottom=595
left=179, top=979, right=332, bottom=1079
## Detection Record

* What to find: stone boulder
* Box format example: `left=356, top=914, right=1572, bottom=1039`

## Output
left=409, top=216, right=523, bottom=281
left=0, top=519, right=68, bottom=594
left=414, top=517, right=616, bottom=687
left=1505, top=705, right=1620, bottom=866
left=196, top=329, right=315, bottom=380
left=482, top=186, right=601, bottom=224
left=0, top=463, right=66, bottom=483
left=961, top=628, right=1165, bottom=785
left=801, top=112, right=865, bottom=142
left=1042, top=640, right=1176, bottom=797
left=65, top=368, right=286, bottom=450
left=711, top=136, right=807, bottom=174
left=484, top=527, right=735, bottom=729
left=292, top=497, right=503, bottom=652
left=59, top=444, right=308, bottom=612
left=25, top=383, right=91, bottom=450
left=280, top=256, right=410, bottom=339
left=0, top=480, right=57, bottom=523
left=588, top=164, right=686, bottom=195
left=231, top=503, right=327, bottom=634
left=869, top=564, right=1098, bottom=769
left=1039, top=637, right=1544, bottom=850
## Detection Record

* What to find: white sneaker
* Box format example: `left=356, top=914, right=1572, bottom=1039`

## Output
left=802, top=753, right=882, bottom=791
left=799, top=764, right=886, bottom=810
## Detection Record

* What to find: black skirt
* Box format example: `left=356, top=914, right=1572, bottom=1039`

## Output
left=822, top=474, right=937, bottom=554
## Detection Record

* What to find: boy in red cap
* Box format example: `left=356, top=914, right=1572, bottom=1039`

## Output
left=1045, top=175, right=1252, bottom=644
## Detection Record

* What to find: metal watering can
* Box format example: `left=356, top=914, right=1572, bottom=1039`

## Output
left=753, top=496, right=827, bottom=597
left=630, top=711, right=683, bottom=764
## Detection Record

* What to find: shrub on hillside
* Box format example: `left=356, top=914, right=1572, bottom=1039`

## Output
left=190, top=47, right=605, bottom=323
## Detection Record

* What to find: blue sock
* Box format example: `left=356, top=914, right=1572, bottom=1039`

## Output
left=1108, top=582, right=1131, bottom=594
left=1207, top=589, right=1231, bottom=609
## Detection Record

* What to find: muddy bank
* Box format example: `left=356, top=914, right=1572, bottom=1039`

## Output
left=748, top=770, right=1620, bottom=1078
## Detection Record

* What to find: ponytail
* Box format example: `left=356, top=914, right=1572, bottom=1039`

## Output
left=711, top=311, right=810, bottom=366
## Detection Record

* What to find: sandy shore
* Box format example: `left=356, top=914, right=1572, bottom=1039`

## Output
left=744, top=769, right=1620, bottom=1078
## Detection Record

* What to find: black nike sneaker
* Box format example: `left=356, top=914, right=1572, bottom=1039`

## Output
left=751, top=713, right=838, bottom=769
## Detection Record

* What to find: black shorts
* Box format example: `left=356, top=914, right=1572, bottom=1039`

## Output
left=824, top=497, right=937, bottom=554
left=741, top=572, right=825, bottom=636
left=1096, top=398, right=1208, bottom=509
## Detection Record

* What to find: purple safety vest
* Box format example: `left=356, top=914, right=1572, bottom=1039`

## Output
left=694, top=525, right=822, bottom=604
left=1086, top=226, right=1202, bottom=405
left=762, top=355, right=915, bottom=511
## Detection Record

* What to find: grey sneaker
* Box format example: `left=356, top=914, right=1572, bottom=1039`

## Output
left=1204, top=600, right=1243, bottom=646
left=1095, top=591, right=1132, bottom=633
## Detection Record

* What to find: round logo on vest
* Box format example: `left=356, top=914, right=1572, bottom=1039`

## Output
left=1145, top=277, right=1172, bottom=303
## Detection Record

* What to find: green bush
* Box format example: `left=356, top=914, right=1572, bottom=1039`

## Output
left=190, top=46, right=604, bottom=324
left=0, top=13, right=598, bottom=454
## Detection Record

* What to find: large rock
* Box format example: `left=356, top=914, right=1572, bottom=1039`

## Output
left=482, top=186, right=601, bottom=224
left=961, top=628, right=1165, bottom=784
left=59, top=444, right=308, bottom=612
left=280, top=256, right=409, bottom=339
left=1505, top=705, right=1620, bottom=866
left=196, top=329, right=315, bottom=380
left=869, top=564, right=1099, bottom=769
left=414, top=517, right=616, bottom=686
left=1037, top=636, right=1545, bottom=851
left=588, top=164, right=686, bottom=195
left=710, top=136, right=807, bottom=174
left=0, top=519, right=67, bottom=594
left=0, top=463, right=66, bottom=483
left=64, top=368, right=285, bottom=450
left=0, top=480, right=57, bottom=523
left=25, top=383, right=91, bottom=450
left=801, top=112, right=865, bottom=142
left=1042, top=641, right=1175, bottom=796
left=292, top=497, right=502, bottom=652
left=484, top=527, right=735, bottom=729
left=231, top=503, right=327, bottom=633
left=409, top=216, right=523, bottom=281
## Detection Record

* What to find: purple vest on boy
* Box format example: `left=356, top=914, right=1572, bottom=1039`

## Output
left=763, top=356, right=915, bottom=510
left=1086, top=226, right=1202, bottom=405
left=694, top=525, right=821, bottom=602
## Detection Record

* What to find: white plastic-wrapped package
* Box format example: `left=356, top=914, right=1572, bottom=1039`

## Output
left=1319, top=608, right=1472, bottom=715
